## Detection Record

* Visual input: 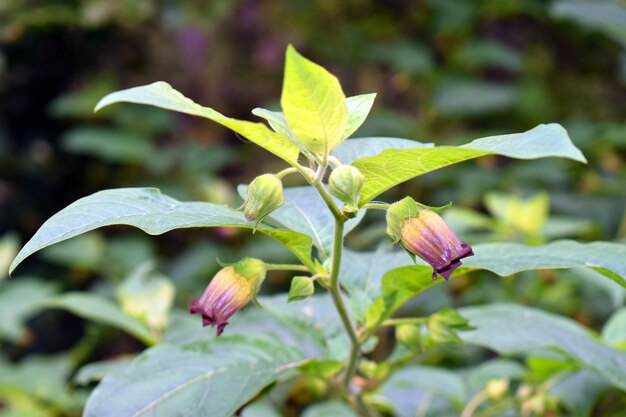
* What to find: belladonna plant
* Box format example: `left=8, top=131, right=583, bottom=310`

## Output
left=8, top=45, right=616, bottom=417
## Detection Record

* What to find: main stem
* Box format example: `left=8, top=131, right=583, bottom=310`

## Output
left=308, top=164, right=369, bottom=415
left=327, top=220, right=361, bottom=390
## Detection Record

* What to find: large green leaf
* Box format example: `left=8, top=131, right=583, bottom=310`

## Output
left=332, top=137, right=432, bottom=165
left=379, top=366, right=465, bottom=417
left=10, top=188, right=314, bottom=273
left=458, top=304, right=626, bottom=391
left=352, top=123, right=586, bottom=204
left=281, top=45, right=348, bottom=155
left=42, top=292, right=155, bottom=345
left=94, top=82, right=299, bottom=165
left=365, top=240, right=626, bottom=328
left=302, top=401, right=358, bottom=417
left=0, top=278, right=57, bottom=343
left=164, top=295, right=338, bottom=360
left=602, top=307, right=626, bottom=348
left=83, top=335, right=305, bottom=417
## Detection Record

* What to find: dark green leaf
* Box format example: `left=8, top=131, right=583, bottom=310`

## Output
left=83, top=335, right=306, bottom=417
left=353, top=124, right=586, bottom=204
left=458, top=303, right=626, bottom=391
left=10, top=188, right=314, bottom=273
left=42, top=292, right=155, bottom=345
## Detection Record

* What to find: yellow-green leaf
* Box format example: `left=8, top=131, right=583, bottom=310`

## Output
left=95, top=82, right=299, bottom=165
left=281, top=45, right=348, bottom=156
left=353, top=124, right=586, bottom=205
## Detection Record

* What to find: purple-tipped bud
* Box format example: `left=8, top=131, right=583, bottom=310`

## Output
left=189, top=258, right=265, bottom=335
left=400, top=210, right=473, bottom=281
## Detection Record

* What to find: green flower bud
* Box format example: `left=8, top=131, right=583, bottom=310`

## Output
left=395, top=324, right=422, bottom=351
left=244, top=174, right=284, bottom=226
left=329, top=165, right=364, bottom=208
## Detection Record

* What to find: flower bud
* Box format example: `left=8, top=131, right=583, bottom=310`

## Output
left=244, top=174, right=284, bottom=226
left=387, top=197, right=473, bottom=281
left=329, top=165, right=365, bottom=208
left=189, top=257, right=266, bottom=335
left=486, top=379, right=509, bottom=400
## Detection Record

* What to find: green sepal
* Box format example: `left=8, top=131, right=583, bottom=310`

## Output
left=386, top=197, right=452, bottom=242
left=287, top=276, right=315, bottom=302
left=427, top=307, right=475, bottom=345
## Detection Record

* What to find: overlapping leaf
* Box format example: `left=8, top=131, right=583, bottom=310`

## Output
left=95, top=82, right=300, bottom=164
left=458, top=304, right=626, bottom=390
left=83, top=335, right=305, bottom=417
left=352, top=123, right=586, bottom=204
left=364, top=240, right=626, bottom=328
left=9, top=188, right=314, bottom=273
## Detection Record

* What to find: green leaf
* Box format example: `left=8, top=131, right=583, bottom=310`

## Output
left=252, top=93, right=374, bottom=146
left=39, top=232, right=106, bottom=271
left=74, top=357, right=135, bottom=385
left=0, top=354, right=78, bottom=413
left=42, top=293, right=155, bottom=344
left=462, top=241, right=626, bottom=287
left=117, top=262, right=175, bottom=331
left=458, top=303, right=626, bottom=391
left=550, top=0, right=626, bottom=45
left=365, top=240, right=626, bottom=328
left=379, top=366, right=466, bottom=416
left=94, top=81, right=299, bottom=165
left=343, top=93, right=376, bottom=139
left=602, top=307, right=626, bottom=348
left=0, top=278, right=57, bottom=343
left=10, top=188, right=314, bottom=274
left=83, top=335, right=306, bottom=417
left=352, top=123, right=586, bottom=205
left=281, top=45, right=348, bottom=156
left=287, top=276, right=314, bottom=302
left=551, top=371, right=610, bottom=417
left=433, top=79, right=516, bottom=116
left=340, top=247, right=411, bottom=298
left=465, top=359, right=526, bottom=394
left=251, top=107, right=298, bottom=142
left=62, top=127, right=156, bottom=164
left=332, top=137, right=432, bottom=165
left=302, top=401, right=358, bottom=417
left=0, top=233, right=19, bottom=280
left=241, top=400, right=283, bottom=417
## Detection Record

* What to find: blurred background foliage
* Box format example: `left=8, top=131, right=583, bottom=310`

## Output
left=0, top=0, right=625, bottom=416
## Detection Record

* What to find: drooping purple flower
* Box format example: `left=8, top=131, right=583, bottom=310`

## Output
left=400, top=210, right=474, bottom=281
left=189, top=259, right=265, bottom=335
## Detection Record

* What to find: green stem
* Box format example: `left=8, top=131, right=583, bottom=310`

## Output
left=263, top=263, right=311, bottom=272
left=276, top=167, right=298, bottom=179
left=292, top=163, right=345, bottom=221
left=312, top=180, right=345, bottom=221
left=461, top=390, right=489, bottom=417
left=381, top=317, right=428, bottom=327
left=327, top=220, right=360, bottom=390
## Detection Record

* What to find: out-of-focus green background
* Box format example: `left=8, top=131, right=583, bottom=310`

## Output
left=0, top=1, right=625, bottom=416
